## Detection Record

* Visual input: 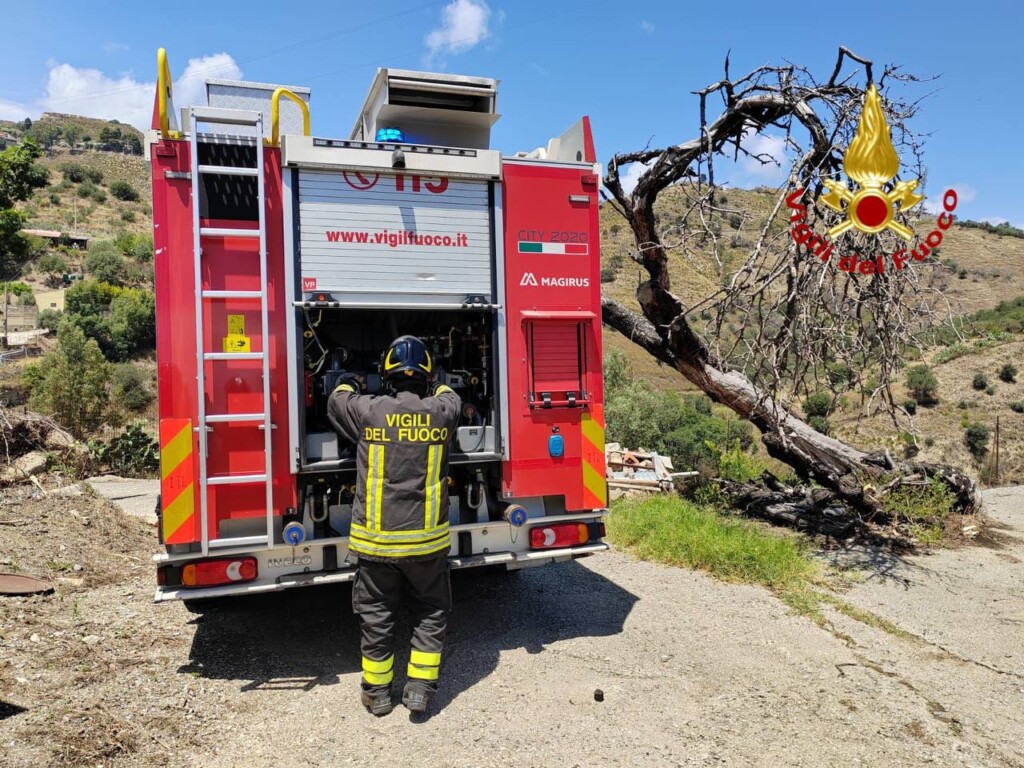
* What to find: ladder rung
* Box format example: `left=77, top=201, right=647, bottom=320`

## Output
left=200, top=227, right=260, bottom=239
left=204, top=352, right=265, bottom=361
left=191, top=107, right=261, bottom=126
left=201, top=290, right=264, bottom=300
left=205, top=413, right=266, bottom=424
left=208, top=473, right=268, bottom=486
left=198, top=164, right=259, bottom=177
left=209, top=535, right=269, bottom=549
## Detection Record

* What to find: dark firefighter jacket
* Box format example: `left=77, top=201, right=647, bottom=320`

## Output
left=328, top=383, right=461, bottom=561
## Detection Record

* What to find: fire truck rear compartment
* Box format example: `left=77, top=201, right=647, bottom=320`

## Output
left=299, top=306, right=499, bottom=465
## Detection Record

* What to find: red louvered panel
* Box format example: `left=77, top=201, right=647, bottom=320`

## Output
left=530, top=323, right=582, bottom=395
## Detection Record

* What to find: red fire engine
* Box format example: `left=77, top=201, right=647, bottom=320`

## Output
left=147, top=49, right=607, bottom=601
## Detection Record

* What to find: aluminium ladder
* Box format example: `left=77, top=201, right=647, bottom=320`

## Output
left=188, top=107, right=274, bottom=554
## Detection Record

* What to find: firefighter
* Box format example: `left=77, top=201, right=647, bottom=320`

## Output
left=328, top=335, right=461, bottom=716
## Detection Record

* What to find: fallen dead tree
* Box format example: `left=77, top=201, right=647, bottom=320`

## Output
left=715, top=472, right=858, bottom=539
left=0, top=408, right=82, bottom=485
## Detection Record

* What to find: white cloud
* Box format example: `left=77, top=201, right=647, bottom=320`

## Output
left=619, top=162, right=649, bottom=194
left=175, top=53, right=244, bottom=112
left=7, top=53, right=242, bottom=131
left=922, top=182, right=977, bottom=214
left=639, top=19, right=655, bottom=34
left=0, top=97, right=35, bottom=122
left=738, top=131, right=788, bottom=181
left=425, top=0, right=491, bottom=64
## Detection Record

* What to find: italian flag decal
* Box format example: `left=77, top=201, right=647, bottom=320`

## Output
left=518, top=241, right=588, bottom=255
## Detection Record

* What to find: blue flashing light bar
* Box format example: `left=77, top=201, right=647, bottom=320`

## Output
left=376, top=127, right=405, bottom=143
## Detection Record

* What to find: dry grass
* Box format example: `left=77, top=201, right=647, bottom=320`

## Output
left=833, top=339, right=1024, bottom=486
left=0, top=483, right=226, bottom=768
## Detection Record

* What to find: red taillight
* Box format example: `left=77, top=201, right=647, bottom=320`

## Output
left=529, top=522, right=590, bottom=550
left=181, top=557, right=258, bottom=588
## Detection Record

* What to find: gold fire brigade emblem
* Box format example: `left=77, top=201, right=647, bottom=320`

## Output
left=819, top=85, right=923, bottom=240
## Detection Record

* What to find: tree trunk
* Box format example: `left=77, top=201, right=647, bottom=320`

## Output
left=601, top=295, right=983, bottom=515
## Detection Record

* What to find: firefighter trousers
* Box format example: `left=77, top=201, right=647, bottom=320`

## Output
left=352, top=555, right=451, bottom=694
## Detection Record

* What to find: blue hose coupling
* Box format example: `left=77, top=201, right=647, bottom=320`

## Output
left=283, top=521, right=306, bottom=545
left=503, top=504, right=528, bottom=528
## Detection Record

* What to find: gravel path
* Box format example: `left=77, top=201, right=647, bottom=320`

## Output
left=2, top=488, right=1022, bottom=767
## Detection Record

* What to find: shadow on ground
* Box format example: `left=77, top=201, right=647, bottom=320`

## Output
left=179, top=559, right=638, bottom=714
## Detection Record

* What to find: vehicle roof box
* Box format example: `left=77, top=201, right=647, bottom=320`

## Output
left=351, top=68, right=499, bottom=150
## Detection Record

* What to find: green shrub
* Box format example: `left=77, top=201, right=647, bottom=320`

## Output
left=972, top=373, right=988, bottom=391
left=933, top=344, right=968, bottom=364
left=986, top=385, right=996, bottom=396
left=38, top=308, right=62, bottom=331
left=900, top=431, right=919, bottom=458
left=63, top=280, right=156, bottom=360
left=25, top=320, right=111, bottom=438
left=37, top=251, right=68, bottom=277
left=826, top=362, right=853, bottom=388
left=120, top=209, right=136, bottom=223
left=605, top=378, right=753, bottom=473
left=715, top=440, right=763, bottom=483
left=603, top=349, right=633, bottom=394
left=59, top=162, right=87, bottom=183
left=902, top=399, right=917, bottom=415
left=879, top=478, right=956, bottom=545
left=109, top=180, right=139, bottom=202
left=84, top=241, right=126, bottom=285
left=924, top=436, right=935, bottom=447
left=802, top=391, right=833, bottom=418
left=958, top=399, right=969, bottom=410
left=49, top=191, right=60, bottom=205
left=964, top=423, right=990, bottom=460
left=998, top=362, right=1017, bottom=383
left=1009, top=402, right=1024, bottom=414
left=111, top=364, right=153, bottom=411
left=808, top=415, right=830, bottom=435
left=132, top=234, right=153, bottom=262
left=89, top=424, right=158, bottom=477
left=728, top=213, right=742, bottom=230
left=905, top=364, right=939, bottom=404
left=600, top=266, right=616, bottom=283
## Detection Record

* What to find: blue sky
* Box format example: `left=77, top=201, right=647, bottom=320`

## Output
left=1, top=0, right=1021, bottom=224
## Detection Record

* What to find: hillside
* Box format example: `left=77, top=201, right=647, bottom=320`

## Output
left=3, top=124, right=1023, bottom=483
left=597, top=184, right=1024, bottom=484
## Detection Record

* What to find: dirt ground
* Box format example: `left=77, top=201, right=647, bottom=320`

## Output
left=1, top=484, right=1022, bottom=768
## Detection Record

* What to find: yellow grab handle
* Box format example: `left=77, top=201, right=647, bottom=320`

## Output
left=156, top=48, right=179, bottom=139
left=269, top=88, right=310, bottom=146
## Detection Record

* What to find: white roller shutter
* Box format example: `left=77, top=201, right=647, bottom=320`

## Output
left=297, top=170, right=493, bottom=301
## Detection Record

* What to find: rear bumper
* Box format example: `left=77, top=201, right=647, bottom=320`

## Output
left=153, top=542, right=608, bottom=603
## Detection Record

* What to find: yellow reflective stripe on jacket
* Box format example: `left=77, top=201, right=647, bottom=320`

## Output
left=424, top=444, right=443, bottom=529
left=350, top=522, right=450, bottom=543
left=365, top=444, right=385, bottom=531
left=348, top=533, right=451, bottom=558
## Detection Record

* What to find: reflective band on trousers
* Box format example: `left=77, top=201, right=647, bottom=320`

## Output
left=408, top=649, right=441, bottom=681
left=362, top=655, right=394, bottom=686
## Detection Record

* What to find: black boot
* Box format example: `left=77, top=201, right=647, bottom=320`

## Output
left=402, top=681, right=434, bottom=713
left=361, top=686, right=394, bottom=716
